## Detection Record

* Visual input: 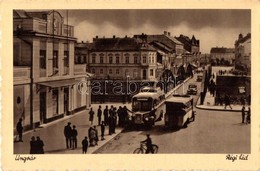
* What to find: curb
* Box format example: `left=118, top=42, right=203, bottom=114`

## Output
left=195, top=96, right=244, bottom=112
left=195, top=105, right=242, bottom=112
left=91, top=127, right=124, bottom=154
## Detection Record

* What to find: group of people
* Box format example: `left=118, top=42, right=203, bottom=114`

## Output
left=30, top=136, right=44, bottom=154
left=64, top=122, right=78, bottom=150
left=89, top=105, right=130, bottom=130
left=242, top=106, right=251, bottom=124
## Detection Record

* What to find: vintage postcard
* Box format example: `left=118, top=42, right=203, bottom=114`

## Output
left=1, top=0, right=260, bottom=170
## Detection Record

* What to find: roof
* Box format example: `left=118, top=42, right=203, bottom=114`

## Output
left=13, top=10, right=63, bottom=21
left=165, top=35, right=183, bottom=45
left=132, top=92, right=159, bottom=99
left=75, top=42, right=93, bottom=49
left=92, top=37, right=156, bottom=51
left=235, top=33, right=251, bottom=46
left=210, top=47, right=235, bottom=54
left=166, top=95, right=192, bottom=104
left=150, top=41, right=173, bottom=53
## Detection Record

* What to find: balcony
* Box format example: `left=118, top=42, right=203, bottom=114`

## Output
left=74, top=64, right=86, bottom=75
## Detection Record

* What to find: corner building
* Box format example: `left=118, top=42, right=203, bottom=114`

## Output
left=88, top=36, right=157, bottom=102
left=13, top=10, right=91, bottom=130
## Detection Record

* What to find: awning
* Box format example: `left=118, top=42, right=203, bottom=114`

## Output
left=38, top=79, right=80, bottom=88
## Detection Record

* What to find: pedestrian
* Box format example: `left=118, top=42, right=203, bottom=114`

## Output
left=16, top=118, right=23, bottom=142
left=64, top=122, right=72, bottom=149
left=224, top=94, right=232, bottom=109
left=117, top=106, right=123, bottom=127
left=81, top=136, right=89, bottom=154
left=103, top=105, right=109, bottom=126
left=108, top=114, right=112, bottom=135
left=246, top=107, right=251, bottom=124
left=35, top=136, right=44, bottom=154
left=100, top=121, right=105, bottom=140
left=89, top=108, right=94, bottom=125
left=71, top=125, right=78, bottom=149
left=93, top=125, right=99, bottom=146
left=30, top=136, right=36, bottom=154
left=241, top=106, right=246, bottom=123
left=97, top=105, right=102, bottom=126
left=88, top=126, right=96, bottom=146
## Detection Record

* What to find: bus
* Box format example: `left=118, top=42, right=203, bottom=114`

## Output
left=164, top=95, right=194, bottom=128
left=131, top=87, right=165, bottom=127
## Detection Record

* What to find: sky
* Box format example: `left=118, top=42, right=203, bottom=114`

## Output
left=60, top=9, right=251, bottom=53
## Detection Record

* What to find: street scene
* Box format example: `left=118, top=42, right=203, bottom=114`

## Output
left=13, top=9, right=251, bottom=154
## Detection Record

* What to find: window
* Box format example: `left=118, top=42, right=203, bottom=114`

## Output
left=91, top=68, right=95, bottom=74
left=40, top=50, right=46, bottom=69
left=149, top=56, right=151, bottom=63
left=116, top=56, right=120, bottom=64
left=100, top=56, right=104, bottom=64
left=134, top=56, right=138, bottom=64
left=150, top=69, right=154, bottom=76
left=152, top=55, right=155, bottom=63
left=143, top=55, right=147, bottom=63
left=125, top=56, right=129, bottom=64
left=109, top=69, right=113, bottom=74
left=53, top=50, right=58, bottom=68
left=52, top=89, right=59, bottom=115
left=125, top=69, right=129, bottom=77
left=92, top=55, right=96, bottom=64
left=116, top=69, right=120, bottom=74
left=100, top=69, right=103, bottom=74
left=133, top=69, right=138, bottom=78
left=64, top=51, right=69, bottom=67
left=109, top=56, right=113, bottom=64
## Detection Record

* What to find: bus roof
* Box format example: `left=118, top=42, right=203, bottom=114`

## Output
left=132, top=92, right=158, bottom=99
left=165, top=96, right=193, bottom=104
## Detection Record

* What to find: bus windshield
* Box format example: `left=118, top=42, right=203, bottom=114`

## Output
left=132, top=99, right=153, bottom=112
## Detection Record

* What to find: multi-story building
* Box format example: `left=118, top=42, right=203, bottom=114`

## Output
left=86, top=36, right=158, bottom=102
left=89, top=36, right=157, bottom=81
left=134, top=31, right=184, bottom=65
left=235, top=33, right=251, bottom=72
left=210, top=47, right=235, bottom=65
left=175, top=34, right=200, bottom=64
left=13, top=10, right=91, bottom=130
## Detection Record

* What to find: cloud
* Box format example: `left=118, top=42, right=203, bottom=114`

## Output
left=68, top=9, right=250, bottom=53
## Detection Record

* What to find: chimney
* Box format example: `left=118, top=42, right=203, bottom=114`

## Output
left=113, top=35, right=116, bottom=38
left=168, top=32, right=170, bottom=36
left=164, top=31, right=167, bottom=35
left=81, top=41, right=84, bottom=43
left=96, top=36, right=98, bottom=39
left=125, top=35, right=127, bottom=38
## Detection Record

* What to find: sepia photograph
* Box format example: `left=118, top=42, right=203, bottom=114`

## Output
left=2, top=0, right=260, bottom=170
left=12, top=9, right=251, bottom=155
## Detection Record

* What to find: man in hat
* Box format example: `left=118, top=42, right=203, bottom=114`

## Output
left=64, top=122, right=72, bottom=149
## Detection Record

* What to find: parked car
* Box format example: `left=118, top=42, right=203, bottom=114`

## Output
left=187, top=84, right=198, bottom=95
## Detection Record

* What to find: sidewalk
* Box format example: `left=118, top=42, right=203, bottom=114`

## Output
left=196, top=90, right=249, bottom=112
left=14, top=103, right=131, bottom=154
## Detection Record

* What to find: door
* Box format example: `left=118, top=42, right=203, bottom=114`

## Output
left=64, top=88, right=69, bottom=115
left=40, top=92, right=46, bottom=124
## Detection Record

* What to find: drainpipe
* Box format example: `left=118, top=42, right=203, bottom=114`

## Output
left=16, top=30, right=34, bottom=130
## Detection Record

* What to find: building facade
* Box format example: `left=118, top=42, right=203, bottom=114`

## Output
left=83, top=36, right=158, bottom=102
left=13, top=10, right=91, bottom=130
left=235, top=33, right=251, bottom=72
left=210, top=47, right=235, bottom=65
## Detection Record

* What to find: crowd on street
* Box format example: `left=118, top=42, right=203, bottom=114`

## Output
left=63, top=105, right=131, bottom=153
